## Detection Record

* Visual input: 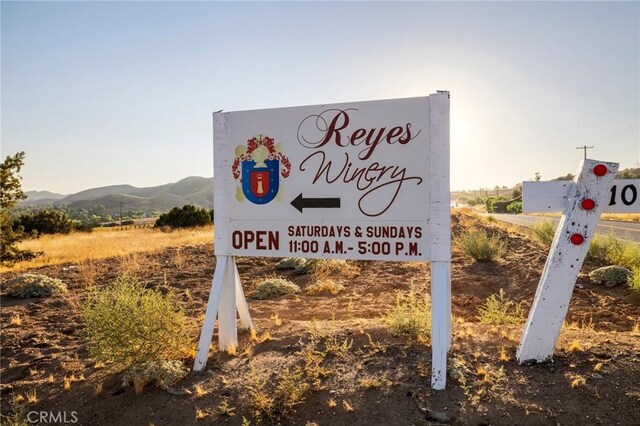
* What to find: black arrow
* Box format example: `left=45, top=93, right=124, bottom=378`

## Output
left=291, top=193, right=341, bottom=213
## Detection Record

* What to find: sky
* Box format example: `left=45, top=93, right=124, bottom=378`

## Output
left=2, top=1, right=639, bottom=194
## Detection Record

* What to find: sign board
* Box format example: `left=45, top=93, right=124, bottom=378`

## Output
left=197, top=93, right=451, bottom=390
left=214, top=96, right=448, bottom=262
left=523, top=179, right=640, bottom=213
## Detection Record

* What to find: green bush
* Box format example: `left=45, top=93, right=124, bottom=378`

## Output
left=14, top=209, right=75, bottom=236
left=6, top=274, right=67, bottom=298
left=274, top=257, right=320, bottom=275
left=154, top=205, right=212, bottom=229
left=588, top=234, right=640, bottom=269
left=477, top=289, right=524, bottom=325
left=629, top=267, right=640, bottom=293
left=457, top=229, right=502, bottom=261
left=83, top=274, right=190, bottom=372
left=589, top=266, right=632, bottom=287
left=506, top=201, right=522, bottom=214
left=275, top=257, right=308, bottom=270
left=252, top=278, right=300, bottom=299
left=531, top=221, right=555, bottom=248
left=385, top=290, right=431, bottom=342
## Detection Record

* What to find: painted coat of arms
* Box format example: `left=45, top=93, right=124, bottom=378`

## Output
left=232, top=135, right=291, bottom=204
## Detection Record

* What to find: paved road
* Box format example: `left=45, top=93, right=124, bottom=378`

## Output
left=490, top=214, right=640, bottom=244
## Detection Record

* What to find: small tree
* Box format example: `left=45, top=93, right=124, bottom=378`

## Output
left=15, top=209, right=75, bottom=236
left=154, top=205, right=212, bottom=229
left=0, top=152, right=36, bottom=263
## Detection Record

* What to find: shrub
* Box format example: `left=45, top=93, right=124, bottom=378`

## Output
left=252, top=278, right=300, bottom=299
left=457, top=229, right=502, bottom=261
left=588, top=235, right=640, bottom=269
left=154, top=205, right=212, bottom=229
left=506, top=201, right=522, bottom=214
left=121, top=360, right=188, bottom=390
left=629, top=267, right=640, bottom=293
left=6, top=274, right=67, bottom=298
left=246, top=364, right=309, bottom=422
left=477, top=289, right=524, bottom=325
left=14, top=209, right=74, bottom=236
left=588, top=266, right=632, bottom=287
left=305, top=279, right=344, bottom=296
left=385, top=290, right=431, bottom=342
left=83, top=273, right=190, bottom=372
left=276, top=257, right=308, bottom=270
left=531, top=221, right=555, bottom=248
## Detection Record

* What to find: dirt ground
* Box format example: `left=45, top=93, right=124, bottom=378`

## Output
left=1, top=211, right=639, bottom=425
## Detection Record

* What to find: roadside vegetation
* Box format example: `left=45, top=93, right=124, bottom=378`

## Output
left=83, top=273, right=192, bottom=391
left=531, top=221, right=556, bottom=248
left=456, top=229, right=503, bottom=261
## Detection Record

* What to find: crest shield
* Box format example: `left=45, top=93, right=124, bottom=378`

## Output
left=242, top=159, right=279, bottom=204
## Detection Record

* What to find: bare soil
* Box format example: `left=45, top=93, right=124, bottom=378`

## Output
left=1, top=212, right=639, bottom=425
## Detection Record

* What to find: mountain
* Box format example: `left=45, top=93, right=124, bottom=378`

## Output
left=19, top=177, right=213, bottom=214
left=21, top=190, right=67, bottom=206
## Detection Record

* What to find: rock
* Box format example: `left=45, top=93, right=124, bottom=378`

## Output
left=591, top=373, right=604, bottom=380
left=167, top=387, right=192, bottom=396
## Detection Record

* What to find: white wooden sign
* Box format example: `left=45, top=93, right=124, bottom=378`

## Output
left=194, top=93, right=452, bottom=390
left=517, top=159, right=620, bottom=363
left=214, top=97, right=444, bottom=262
left=523, top=179, right=639, bottom=213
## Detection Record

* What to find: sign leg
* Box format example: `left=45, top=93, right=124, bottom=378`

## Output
left=218, top=256, right=238, bottom=351
left=231, top=257, right=254, bottom=330
left=431, top=261, right=450, bottom=390
left=193, top=255, right=228, bottom=372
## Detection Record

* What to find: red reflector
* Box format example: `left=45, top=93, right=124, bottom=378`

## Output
left=593, top=164, right=608, bottom=176
left=570, top=234, right=584, bottom=245
left=581, top=199, right=596, bottom=211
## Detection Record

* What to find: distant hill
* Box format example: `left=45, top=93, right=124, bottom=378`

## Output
left=22, top=190, right=67, bottom=205
left=19, top=177, right=213, bottom=214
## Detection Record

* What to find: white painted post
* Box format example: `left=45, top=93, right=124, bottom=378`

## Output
left=428, top=92, right=451, bottom=390
left=218, top=256, right=238, bottom=352
left=234, top=259, right=254, bottom=330
left=193, top=255, right=228, bottom=371
left=517, top=159, right=619, bottom=363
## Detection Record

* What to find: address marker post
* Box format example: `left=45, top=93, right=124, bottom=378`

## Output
left=195, top=93, right=452, bottom=389
left=517, top=159, right=619, bottom=364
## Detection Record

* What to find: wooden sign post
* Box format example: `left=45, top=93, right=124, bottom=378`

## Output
left=194, top=93, right=453, bottom=390
left=517, top=159, right=624, bottom=363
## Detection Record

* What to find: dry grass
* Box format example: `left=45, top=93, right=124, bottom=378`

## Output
left=1, top=226, right=213, bottom=273
left=600, top=213, right=640, bottom=223
left=193, top=384, right=208, bottom=398
left=25, top=389, right=37, bottom=404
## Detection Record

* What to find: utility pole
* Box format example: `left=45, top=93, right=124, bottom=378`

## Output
left=119, top=202, right=123, bottom=227
left=576, top=145, right=594, bottom=159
